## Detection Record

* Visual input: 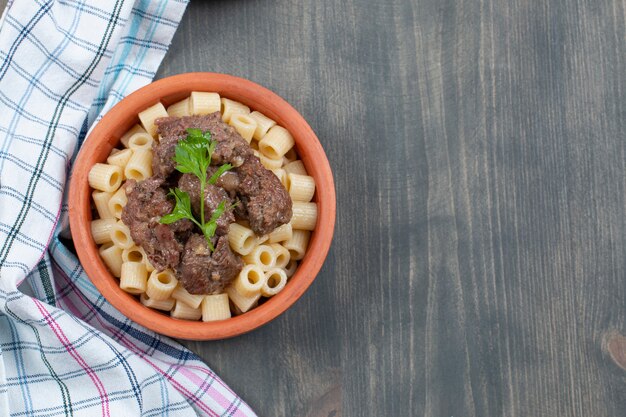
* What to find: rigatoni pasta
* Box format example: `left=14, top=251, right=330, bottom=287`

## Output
left=138, top=102, right=168, bottom=137
left=89, top=163, right=122, bottom=192
left=201, top=294, right=231, bottom=322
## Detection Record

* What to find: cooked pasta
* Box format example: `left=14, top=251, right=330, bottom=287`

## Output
left=108, top=187, right=127, bottom=219
left=124, top=149, right=152, bottom=181
left=283, top=259, right=298, bottom=278
left=229, top=113, right=257, bottom=143
left=120, top=124, right=147, bottom=147
left=234, top=264, right=266, bottom=297
left=283, top=230, right=311, bottom=261
left=248, top=110, right=276, bottom=140
left=259, top=126, right=294, bottom=160
left=201, top=294, right=231, bottom=322
left=170, top=300, right=202, bottom=320
left=242, top=245, right=276, bottom=271
left=91, top=218, right=116, bottom=244
left=283, top=160, right=308, bottom=176
left=110, top=221, right=133, bottom=249
left=106, top=148, right=133, bottom=170
left=228, top=223, right=257, bottom=255
left=257, top=152, right=283, bottom=170
left=89, top=163, right=122, bottom=192
left=190, top=92, right=220, bottom=115
left=167, top=97, right=191, bottom=117
left=269, top=243, right=290, bottom=269
left=92, top=190, right=114, bottom=219
left=120, top=262, right=148, bottom=294
left=172, top=285, right=204, bottom=309
left=291, top=202, right=318, bottom=231
left=287, top=173, right=316, bottom=202
left=146, top=269, right=178, bottom=301
left=138, top=102, right=168, bottom=137
left=220, top=98, right=250, bottom=123
left=226, top=285, right=261, bottom=314
left=99, top=243, right=123, bottom=277
left=268, top=222, right=292, bottom=243
left=283, top=147, right=298, bottom=164
left=122, top=246, right=145, bottom=263
left=127, top=132, right=154, bottom=151
left=261, top=268, right=287, bottom=297
left=140, top=293, right=175, bottom=311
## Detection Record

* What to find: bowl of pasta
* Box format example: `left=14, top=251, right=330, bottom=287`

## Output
left=68, top=72, right=335, bottom=340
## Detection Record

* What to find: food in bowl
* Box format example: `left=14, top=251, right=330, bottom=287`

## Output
left=87, top=92, right=317, bottom=322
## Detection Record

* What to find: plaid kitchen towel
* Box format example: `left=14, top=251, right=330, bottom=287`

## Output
left=0, top=1, right=257, bottom=416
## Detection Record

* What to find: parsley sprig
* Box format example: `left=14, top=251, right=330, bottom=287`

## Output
left=159, top=128, right=233, bottom=251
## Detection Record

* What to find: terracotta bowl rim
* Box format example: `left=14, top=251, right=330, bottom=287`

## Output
left=68, top=72, right=336, bottom=340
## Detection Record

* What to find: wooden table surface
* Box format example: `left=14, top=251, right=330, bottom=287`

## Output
left=159, top=1, right=626, bottom=416
left=5, top=0, right=625, bottom=415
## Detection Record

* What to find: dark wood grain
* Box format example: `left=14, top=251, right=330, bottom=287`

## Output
left=155, top=0, right=626, bottom=415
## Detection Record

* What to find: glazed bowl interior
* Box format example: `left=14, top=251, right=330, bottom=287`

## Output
left=69, top=73, right=335, bottom=340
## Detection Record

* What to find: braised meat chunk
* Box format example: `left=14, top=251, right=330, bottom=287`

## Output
left=178, top=173, right=235, bottom=235
left=236, top=155, right=292, bottom=235
left=177, top=234, right=243, bottom=294
left=152, top=113, right=252, bottom=178
left=121, top=178, right=191, bottom=271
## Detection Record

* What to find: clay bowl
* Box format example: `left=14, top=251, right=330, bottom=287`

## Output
left=68, top=73, right=335, bottom=340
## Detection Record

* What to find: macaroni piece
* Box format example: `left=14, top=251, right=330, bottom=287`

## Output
left=291, top=202, right=317, bottom=231
left=106, top=148, right=133, bottom=171
left=261, top=268, right=287, bottom=297
left=268, top=222, right=292, bottom=243
left=201, top=294, right=231, bottom=322
left=269, top=243, right=290, bottom=269
left=234, top=264, right=266, bottom=297
left=228, top=223, right=257, bottom=255
left=229, top=113, right=257, bottom=143
left=120, top=124, right=147, bottom=147
left=242, top=245, right=276, bottom=271
left=89, top=163, right=122, bottom=192
left=171, top=300, right=202, bottom=320
left=128, top=132, right=154, bottom=151
left=108, top=186, right=127, bottom=219
left=125, top=149, right=152, bottom=181
left=92, top=190, right=114, bottom=220
left=259, top=125, right=294, bottom=160
left=287, top=173, right=316, bottom=202
left=138, top=102, right=168, bottom=137
left=146, top=269, right=178, bottom=301
left=248, top=110, right=276, bottom=140
left=190, top=92, right=220, bottom=115
left=140, top=293, right=175, bottom=311
left=283, top=230, right=311, bottom=261
left=220, top=98, right=250, bottom=123
left=167, top=97, right=191, bottom=117
left=172, top=285, right=204, bottom=309
left=283, top=160, right=307, bottom=176
left=91, top=218, right=116, bottom=244
left=110, top=220, right=134, bottom=249
left=122, top=246, right=145, bottom=264
left=226, top=284, right=261, bottom=314
left=99, top=243, right=123, bottom=277
left=120, top=262, right=148, bottom=294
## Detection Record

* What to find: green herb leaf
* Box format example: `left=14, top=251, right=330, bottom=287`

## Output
left=162, top=128, right=237, bottom=252
left=208, top=163, right=233, bottom=184
left=160, top=188, right=197, bottom=225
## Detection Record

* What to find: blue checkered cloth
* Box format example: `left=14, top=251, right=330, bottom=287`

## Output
left=0, top=1, right=257, bottom=415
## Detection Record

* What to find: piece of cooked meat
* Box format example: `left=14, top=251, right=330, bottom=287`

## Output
left=235, top=155, right=292, bottom=235
left=177, top=173, right=235, bottom=236
left=177, top=234, right=243, bottom=294
left=121, top=178, right=192, bottom=270
left=152, top=113, right=252, bottom=178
